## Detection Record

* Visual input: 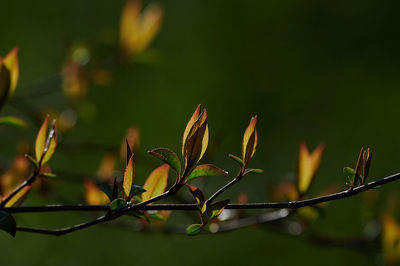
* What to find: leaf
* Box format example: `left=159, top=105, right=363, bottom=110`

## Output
left=242, top=115, right=258, bottom=166
left=125, top=138, right=133, bottom=166
left=381, top=215, right=400, bottom=264
left=0, top=63, right=11, bottom=109
left=35, top=116, right=49, bottom=162
left=84, top=180, right=110, bottom=205
left=110, top=198, right=128, bottom=211
left=99, top=182, right=113, bottom=201
left=186, top=184, right=206, bottom=213
left=149, top=148, right=181, bottom=174
left=186, top=164, right=228, bottom=181
left=297, top=142, right=325, bottom=195
left=97, top=153, right=117, bottom=181
left=123, top=154, right=135, bottom=198
left=245, top=168, right=264, bottom=175
left=142, top=164, right=169, bottom=201
left=182, top=107, right=209, bottom=169
left=40, top=172, right=56, bottom=179
left=228, top=154, right=244, bottom=167
left=0, top=211, right=16, bottom=237
left=41, top=119, right=57, bottom=164
left=205, top=199, right=230, bottom=220
left=148, top=212, right=164, bottom=221
left=25, top=154, right=38, bottom=169
left=0, top=116, right=27, bottom=128
left=182, top=104, right=201, bottom=156
left=130, top=185, right=146, bottom=197
left=3, top=186, right=31, bottom=208
left=343, top=167, right=356, bottom=183
left=186, top=224, right=202, bottom=236
left=2, top=46, right=19, bottom=96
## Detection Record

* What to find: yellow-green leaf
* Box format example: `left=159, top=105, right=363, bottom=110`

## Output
left=186, top=223, right=202, bottom=236
left=84, top=179, right=110, bottom=205
left=182, top=104, right=201, bottom=156
left=297, top=142, right=325, bottom=195
left=0, top=116, right=27, bottom=128
left=187, top=164, right=228, bottom=181
left=35, top=116, right=49, bottom=162
left=241, top=115, right=258, bottom=166
left=123, top=154, right=135, bottom=198
left=41, top=120, right=57, bottom=164
left=186, top=184, right=206, bottom=213
left=3, top=186, right=31, bottom=208
left=2, top=46, right=19, bottom=96
left=148, top=148, right=181, bottom=174
left=142, top=164, right=169, bottom=201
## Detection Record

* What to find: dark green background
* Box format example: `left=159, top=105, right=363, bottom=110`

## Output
left=0, top=0, right=399, bottom=265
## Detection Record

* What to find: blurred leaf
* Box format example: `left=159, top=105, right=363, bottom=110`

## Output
left=343, top=167, right=356, bottom=184
left=40, top=172, right=56, bottom=179
left=0, top=116, right=26, bottom=128
left=186, top=224, right=202, bottom=236
left=123, top=155, right=135, bottom=198
left=85, top=180, right=110, bottom=205
left=244, top=168, right=264, bottom=175
left=142, top=164, right=169, bottom=201
left=25, top=154, right=38, bottom=169
left=41, top=120, right=57, bottom=164
left=242, top=115, right=258, bottom=167
left=187, top=164, right=228, bottom=181
left=297, top=142, right=325, bottom=195
left=182, top=106, right=208, bottom=170
left=3, top=186, right=31, bottom=208
left=110, top=198, right=127, bottom=211
left=3, top=46, right=19, bottom=96
left=228, top=154, right=244, bottom=167
left=97, top=153, right=116, bottom=181
left=186, top=184, right=206, bottom=213
left=381, top=215, right=400, bottom=264
left=0, top=64, right=11, bottom=109
left=149, top=148, right=181, bottom=174
left=148, top=212, right=164, bottom=221
left=35, top=116, right=49, bottom=162
left=0, top=211, right=16, bottom=237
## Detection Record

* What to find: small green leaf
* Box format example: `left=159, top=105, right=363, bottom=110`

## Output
left=109, top=198, right=127, bottom=211
left=205, top=199, right=230, bottom=221
left=148, top=212, right=164, bottom=221
left=126, top=210, right=149, bottom=222
left=130, top=185, right=146, bottom=197
left=245, top=168, right=264, bottom=175
left=25, top=154, right=38, bottom=169
left=0, top=116, right=27, bottom=128
left=343, top=167, right=356, bottom=183
left=186, top=224, right=202, bottom=236
left=0, top=211, right=16, bottom=237
left=149, top=148, right=181, bottom=174
left=40, top=172, right=56, bottom=178
left=228, top=154, right=244, bottom=167
left=187, top=164, right=228, bottom=181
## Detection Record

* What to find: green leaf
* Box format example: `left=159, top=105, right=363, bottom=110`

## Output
left=25, top=154, right=38, bottom=169
left=187, top=164, right=228, bottom=181
left=130, top=185, right=146, bottom=197
left=0, top=116, right=27, bottom=128
left=40, top=172, right=56, bottom=178
left=186, top=224, right=202, bottom=236
left=148, top=212, right=164, bottom=221
left=0, top=211, right=16, bottom=237
left=149, top=148, right=181, bottom=174
left=109, top=198, right=127, bottom=211
left=205, top=199, right=230, bottom=221
left=245, top=168, right=264, bottom=175
left=228, top=154, right=244, bottom=167
left=343, top=167, right=356, bottom=183
left=126, top=210, right=149, bottom=222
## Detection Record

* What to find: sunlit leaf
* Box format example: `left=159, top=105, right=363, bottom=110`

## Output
left=241, top=116, right=258, bottom=167
left=186, top=223, right=202, bottom=236
left=84, top=179, right=110, bottom=205
left=186, top=164, right=228, bottom=181
left=186, top=184, right=206, bottom=213
left=182, top=105, right=201, bottom=156
left=40, top=172, right=56, bottom=179
left=2, top=46, right=19, bottom=96
left=205, top=199, right=230, bottom=220
left=142, top=164, right=169, bottom=201
left=3, top=186, right=31, bottom=208
left=41, top=120, right=57, bottom=164
left=182, top=106, right=209, bottom=170
left=228, top=154, right=244, bottom=167
left=0, top=211, right=16, bottom=237
left=110, top=198, right=128, bottom=211
left=123, top=155, right=135, bottom=198
left=244, top=168, right=264, bottom=175
left=0, top=116, right=27, bottom=128
left=35, top=116, right=49, bottom=162
left=149, top=148, right=181, bottom=174
left=297, top=142, right=325, bottom=195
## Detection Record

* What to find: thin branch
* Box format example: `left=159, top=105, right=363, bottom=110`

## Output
left=0, top=170, right=39, bottom=207
left=206, top=173, right=241, bottom=205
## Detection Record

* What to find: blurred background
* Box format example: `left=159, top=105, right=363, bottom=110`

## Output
left=1, top=0, right=400, bottom=265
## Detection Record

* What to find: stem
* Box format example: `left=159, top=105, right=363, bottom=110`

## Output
left=206, top=171, right=243, bottom=205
